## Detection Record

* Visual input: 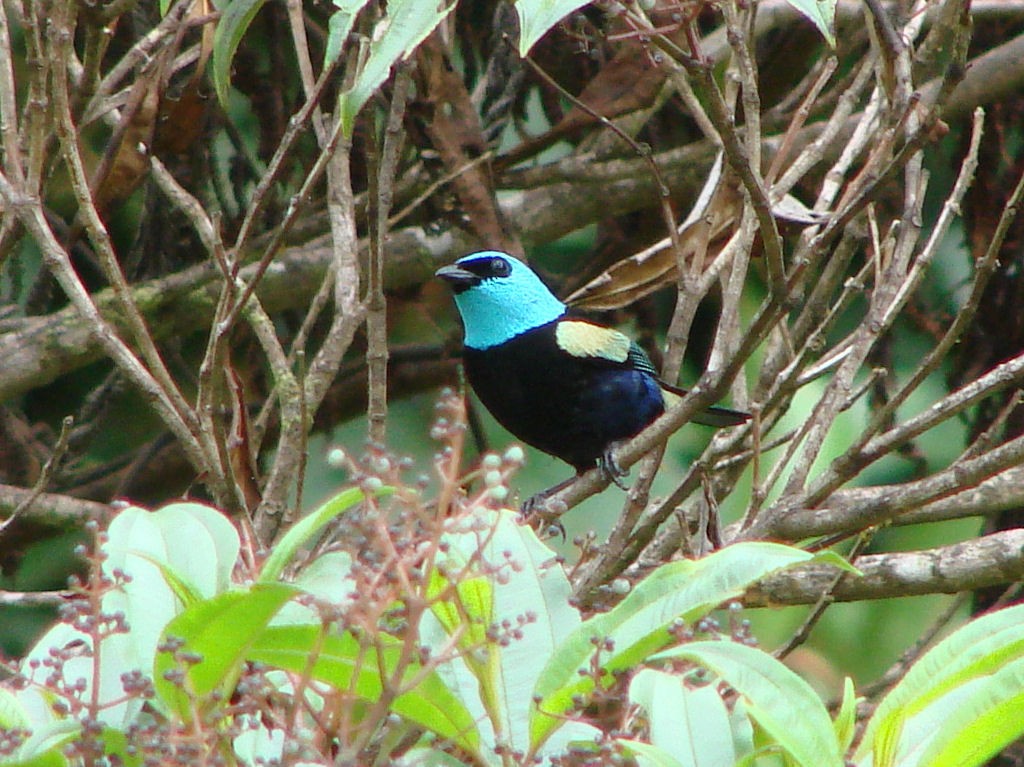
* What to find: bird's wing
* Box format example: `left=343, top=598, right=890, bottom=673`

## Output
left=555, top=319, right=749, bottom=426
left=554, top=319, right=634, bottom=365
left=554, top=318, right=664, bottom=377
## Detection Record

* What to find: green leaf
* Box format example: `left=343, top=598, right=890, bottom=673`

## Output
left=616, top=739, right=687, bottom=767
left=248, top=624, right=480, bottom=755
left=0, top=689, right=72, bottom=766
left=98, top=727, right=142, bottom=767
left=629, top=669, right=736, bottom=767
left=14, top=503, right=240, bottom=733
left=655, top=641, right=843, bottom=767
left=324, top=0, right=372, bottom=66
left=151, top=502, right=240, bottom=594
left=392, top=749, right=474, bottom=767
left=421, top=509, right=583, bottom=758
left=154, top=583, right=299, bottom=718
left=0, top=750, right=68, bottom=767
left=0, top=686, right=29, bottom=729
left=104, top=503, right=238, bottom=624
left=212, top=0, right=268, bottom=107
left=337, top=0, right=456, bottom=135
left=920, top=657, right=1024, bottom=767
left=127, top=551, right=204, bottom=609
left=515, top=0, right=590, bottom=56
left=782, top=0, right=836, bottom=47
left=860, top=656, right=1024, bottom=767
left=259, top=486, right=392, bottom=583
left=530, top=542, right=829, bottom=750
left=833, top=677, right=858, bottom=755
left=0, top=716, right=77, bottom=767
left=729, top=699, right=757, bottom=765
left=429, top=569, right=493, bottom=646
left=855, top=603, right=1024, bottom=762
left=871, top=709, right=902, bottom=767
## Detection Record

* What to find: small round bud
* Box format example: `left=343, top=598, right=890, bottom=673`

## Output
left=503, top=445, right=526, bottom=465
left=482, top=453, right=502, bottom=470
left=483, top=470, right=503, bottom=488
left=610, top=578, right=631, bottom=595
left=326, top=448, right=346, bottom=469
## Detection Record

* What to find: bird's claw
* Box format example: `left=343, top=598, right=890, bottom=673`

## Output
left=520, top=492, right=567, bottom=540
left=599, top=446, right=629, bottom=490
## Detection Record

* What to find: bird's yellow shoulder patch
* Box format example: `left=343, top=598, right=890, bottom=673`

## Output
left=661, top=388, right=682, bottom=408
left=555, top=320, right=631, bottom=363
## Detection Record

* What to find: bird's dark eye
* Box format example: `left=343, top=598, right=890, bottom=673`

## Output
left=490, top=257, right=511, bottom=277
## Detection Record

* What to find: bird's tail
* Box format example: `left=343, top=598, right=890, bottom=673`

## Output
left=690, top=404, right=750, bottom=427
left=662, top=388, right=750, bottom=427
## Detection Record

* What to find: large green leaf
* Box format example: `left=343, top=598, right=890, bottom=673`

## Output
left=783, top=0, right=836, bottom=47
left=530, top=542, right=846, bottom=749
left=248, top=624, right=480, bottom=756
left=337, top=0, right=456, bottom=135
left=515, top=0, right=591, bottom=55
left=628, top=669, right=736, bottom=767
left=259, top=486, right=392, bottom=583
left=324, top=0, right=373, bottom=66
left=617, top=740, right=687, bottom=767
left=421, top=508, right=586, bottom=759
left=856, top=656, right=1024, bottom=767
left=154, top=583, right=298, bottom=718
left=212, top=0, right=268, bottom=107
left=920, top=657, right=1024, bottom=767
left=855, top=603, right=1024, bottom=763
left=427, top=567, right=502, bottom=730
left=655, top=641, right=843, bottom=767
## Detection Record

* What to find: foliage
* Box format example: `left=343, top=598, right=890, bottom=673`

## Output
left=3, top=415, right=1024, bottom=765
left=4, top=0, right=1024, bottom=763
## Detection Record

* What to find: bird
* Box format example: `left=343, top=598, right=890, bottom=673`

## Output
left=436, top=250, right=748, bottom=485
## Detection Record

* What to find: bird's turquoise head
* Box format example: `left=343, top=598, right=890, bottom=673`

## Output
left=436, top=251, right=566, bottom=349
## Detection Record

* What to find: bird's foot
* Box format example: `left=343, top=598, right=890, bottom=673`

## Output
left=598, top=444, right=629, bottom=490
left=520, top=478, right=573, bottom=539
left=521, top=492, right=567, bottom=540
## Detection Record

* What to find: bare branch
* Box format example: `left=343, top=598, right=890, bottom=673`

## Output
left=745, top=530, right=1024, bottom=606
left=0, top=484, right=110, bottom=526
left=366, top=65, right=412, bottom=444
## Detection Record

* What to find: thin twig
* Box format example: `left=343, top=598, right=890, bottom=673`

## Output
left=366, top=64, right=412, bottom=444
left=766, top=56, right=838, bottom=186
left=522, top=53, right=683, bottom=258
left=638, top=17, right=786, bottom=293
left=0, top=0, right=25, bottom=187
left=50, top=2, right=201, bottom=448
left=799, top=109, right=986, bottom=507
left=854, top=593, right=968, bottom=705
left=774, top=529, right=875, bottom=660
left=1, top=415, right=74, bottom=534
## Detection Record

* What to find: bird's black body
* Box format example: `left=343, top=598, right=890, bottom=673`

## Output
left=436, top=251, right=748, bottom=478
left=463, top=319, right=665, bottom=471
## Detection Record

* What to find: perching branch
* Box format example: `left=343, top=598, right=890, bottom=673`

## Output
left=745, top=530, right=1024, bottom=606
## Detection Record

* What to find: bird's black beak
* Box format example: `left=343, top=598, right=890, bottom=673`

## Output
left=435, top=264, right=481, bottom=293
